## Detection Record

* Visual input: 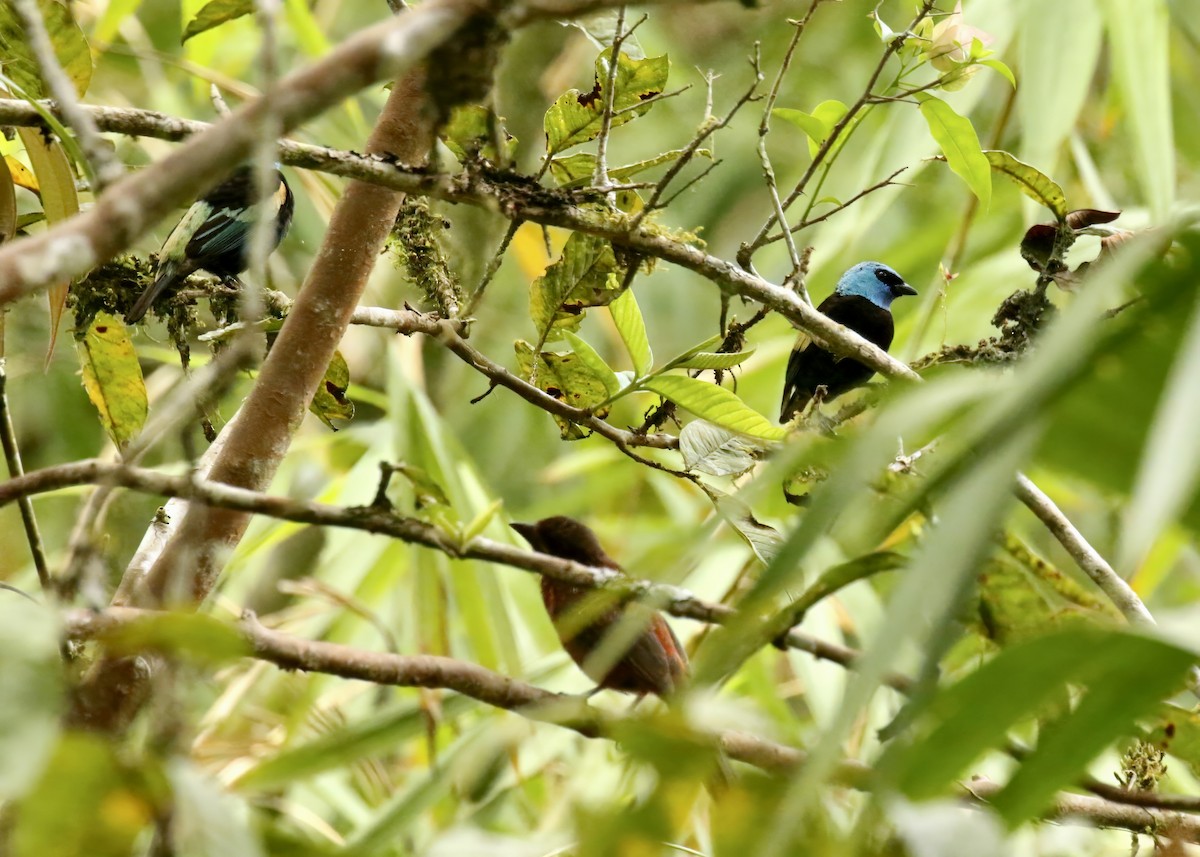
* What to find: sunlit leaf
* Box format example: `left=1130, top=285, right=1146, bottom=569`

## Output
left=917, top=93, right=991, bottom=208
left=773, top=100, right=860, bottom=160
left=674, top=348, right=755, bottom=371
left=608, top=287, right=652, bottom=375
left=642, top=375, right=785, bottom=440
left=76, top=312, right=148, bottom=450
left=441, top=104, right=516, bottom=162
left=181, top=0, right=253, bottom=43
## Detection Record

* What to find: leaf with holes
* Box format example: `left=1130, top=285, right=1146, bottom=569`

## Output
left=529, top=232, right=621, bottom=344
left=76, top=312, right=147, bottom=449
left=0, top=0, right=92, bottom=97
left=544, top=49, right=669, bottom=154
left=309, top=350, right=354, bottom=430
left=515, top=341, right=612, bottom=440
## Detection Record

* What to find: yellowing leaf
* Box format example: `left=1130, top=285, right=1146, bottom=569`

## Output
left=76, top=312, right=148, bottom=450
left=0, top=0, right=93, bottom=98
left=984, top=149, right=1069, bottom=221
left=529, top=232, right=621, bottom=344
left=515, top=340, right=611, bottom=440
left=309, top=350, right=355, bottom=430
left=544, top=49, right=669, bottom=154
left=17, top=130, right=78, bottom=362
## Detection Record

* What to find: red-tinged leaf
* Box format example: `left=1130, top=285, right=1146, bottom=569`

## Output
left=1066, top=208, right=1121, bottom=229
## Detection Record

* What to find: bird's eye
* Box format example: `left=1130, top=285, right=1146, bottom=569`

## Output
left=874, top=267, right=902, bottom=287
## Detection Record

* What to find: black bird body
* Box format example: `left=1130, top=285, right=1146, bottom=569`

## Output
left=780, top=261, right=916, bottom=421
left=511, top=516, right=688, bottom=698
left=126, top=166, right=294, bottom=323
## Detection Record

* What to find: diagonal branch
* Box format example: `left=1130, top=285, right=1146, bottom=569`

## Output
left=60, top=606, right=1200, bottom=837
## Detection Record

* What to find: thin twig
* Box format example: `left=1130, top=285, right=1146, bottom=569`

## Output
left=592, top=8, right=631, bottom=195
left=739, top=0, right=938, bottom=267
left=0, top=357, right=50, bottom=593
left=10, top=0, right=124, bottom=191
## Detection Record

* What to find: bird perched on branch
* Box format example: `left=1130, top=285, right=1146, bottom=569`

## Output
left=126, top=165, right=294, bottom=323
left=779, top=261, right=917, bottom=422
left=511, top=516, right=688, bottom=699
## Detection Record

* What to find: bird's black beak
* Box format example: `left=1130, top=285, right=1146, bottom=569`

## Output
left=893, top=282, right=918, bottom=297
left=510, top=522, right=537, bottom=543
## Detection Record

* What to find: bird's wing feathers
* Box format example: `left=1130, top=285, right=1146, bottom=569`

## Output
left=186, top=207, right=255, bottom=260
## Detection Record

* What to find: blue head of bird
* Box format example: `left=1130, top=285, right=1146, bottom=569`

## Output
left=834, top=261, right=918, bottom=310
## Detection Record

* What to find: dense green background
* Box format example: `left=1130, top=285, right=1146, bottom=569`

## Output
left=3, top=0, right=1200, bottom=854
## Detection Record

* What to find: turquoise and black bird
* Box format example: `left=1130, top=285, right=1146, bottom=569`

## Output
left=779, top=261, right=917, bottom=422
left=126, top=166, right=294, bottom=323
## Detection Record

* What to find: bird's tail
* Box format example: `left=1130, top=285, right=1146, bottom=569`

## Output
left=126, top=261, right=183, bottom=323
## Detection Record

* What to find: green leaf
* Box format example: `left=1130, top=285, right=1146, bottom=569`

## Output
left=0, top=600, right=61, bottom=799
left=659, top=333, right=725, bottom=372
left=515, top=340, right=612, bottom=440
left=917, top=93, right=991, bottom=208
left=309, top=350, right=355, bottom=430
left=0, top=0, right=92, bottom=98
left=882, top=628, right=1194, bottom=826
left=181, top=0, right=253, bottom=43
left=674, top=348, right=755, bottom=371
left=91, top=0, right=143, bottom=47
left=984, top=150, right=1068, bottom=220
left=529, top=232, right=621, bottom=343
left=608, top=287, right=652, bottom=376
left=168, top=760, right=266, bottom=857
left=76, top=312, right=147, bottom=449
left=543, top=49, right=670, bottom=154
left=678, top=419, right=764, bottom=476
left=563, top=331, right=622, bottom=398
left=980, top=58, right=1016, bottom=88
left=441, top=104, right=516, bottom=162
left=642, top=375, right=785, bottom=440
left=773, top=101, right=859, bottom=160
left=549, top=147, right=710, bottom=189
